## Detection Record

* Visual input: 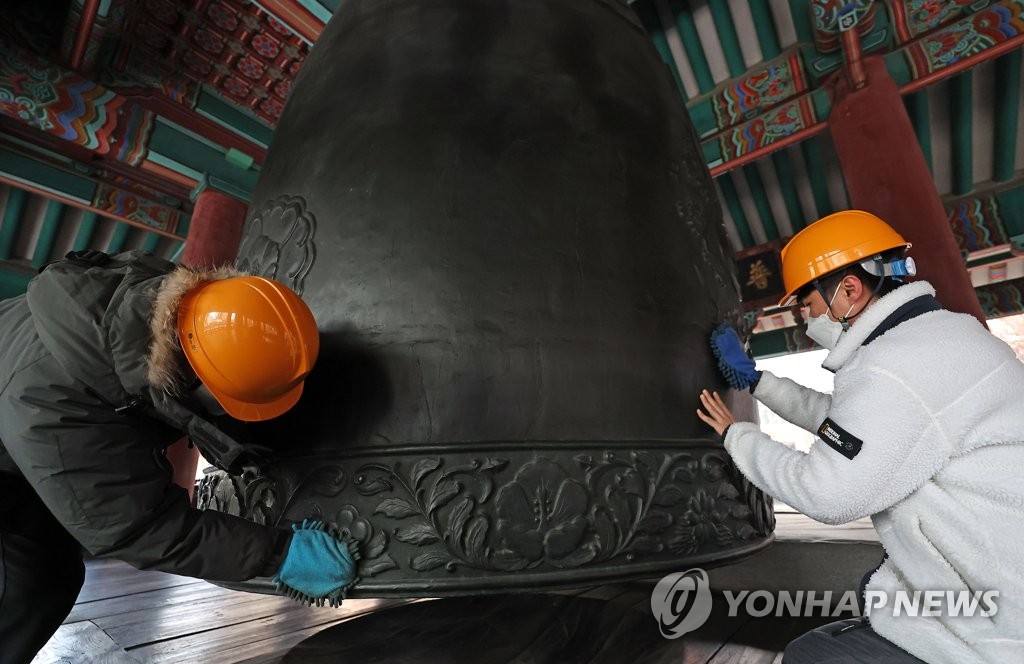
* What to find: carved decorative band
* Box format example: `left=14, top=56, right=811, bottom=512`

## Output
left=197, top=443, right=775, bottom=595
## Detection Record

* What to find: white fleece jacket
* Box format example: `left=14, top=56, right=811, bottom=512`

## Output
left=725, top=281, right=1024, bottom=663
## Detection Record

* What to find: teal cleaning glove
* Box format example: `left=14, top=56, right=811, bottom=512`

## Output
left=710, top=323, right=761, bottom=391
left=274, top=519, right=360, bottom=607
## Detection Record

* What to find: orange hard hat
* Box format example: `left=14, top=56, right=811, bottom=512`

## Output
left=778, top=210, right=911, bottom=306
left=177, top=276, right=320, bottom=422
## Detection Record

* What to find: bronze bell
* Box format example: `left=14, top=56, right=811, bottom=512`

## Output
left=200, top=0, right=773, bottom=596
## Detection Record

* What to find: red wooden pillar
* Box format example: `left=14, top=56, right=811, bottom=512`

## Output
left=166, top=190, right=248, bottom=498
left=828, top=55, right=986, bottom=325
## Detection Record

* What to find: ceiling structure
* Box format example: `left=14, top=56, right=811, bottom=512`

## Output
left=0, top=0, right=1022, bottom=348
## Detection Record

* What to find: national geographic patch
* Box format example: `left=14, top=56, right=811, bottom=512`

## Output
left=817, top=418, right=863, bottom=460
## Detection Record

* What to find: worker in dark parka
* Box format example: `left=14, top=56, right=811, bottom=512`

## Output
left=0, top=250, right=356, bottom=664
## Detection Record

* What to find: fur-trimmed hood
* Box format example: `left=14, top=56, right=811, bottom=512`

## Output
left=23, top=251, right=247, bottom=406
left=147, top=264, right=244, bottom=394
left=1, top=251, right=290, bottom=581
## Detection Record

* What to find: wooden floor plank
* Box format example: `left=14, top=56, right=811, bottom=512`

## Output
left=75, top=568, right=201, bottom=604
left=660, top=599, right=752, bottom=664
left=52, top=532, right=868, bottom=664
left=31, top=621, right=139, bottom=664
left=130, top=599, right=413, bottom=664
left=709, top=614, right=834, bottom=664
left=66, top=581, right=240, bottom=624
left=95, top=592, right=299, bottom=647
left=194, top=603, right=423, bottom=664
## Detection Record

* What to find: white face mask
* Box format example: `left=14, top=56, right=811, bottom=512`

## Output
left=804, top=283, right=854, bottom=350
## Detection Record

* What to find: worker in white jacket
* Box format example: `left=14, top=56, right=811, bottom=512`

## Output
left=700, top=210, right=1024, bottom=664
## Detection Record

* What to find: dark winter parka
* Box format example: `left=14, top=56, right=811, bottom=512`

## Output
left=0, top=251, right=289, bottom=581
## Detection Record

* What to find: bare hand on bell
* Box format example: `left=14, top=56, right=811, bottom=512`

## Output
left=697, top=389, right=736, bottom=437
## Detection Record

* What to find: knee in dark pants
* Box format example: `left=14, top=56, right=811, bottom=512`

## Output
left=782, top=617, right=925, bottom=664
left=50, top=556, right=87, bottom=616
left=0, top=549, right=85, bottom=664
left=0, top=476, right=88, bottom=664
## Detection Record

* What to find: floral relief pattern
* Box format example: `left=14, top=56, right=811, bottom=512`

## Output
left=237, top=194, right=317, bottom=295
left=495, top=459, right=590, bottom=566
left=197, top=447, right=774, bottom=588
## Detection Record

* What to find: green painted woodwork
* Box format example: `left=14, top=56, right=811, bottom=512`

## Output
left=770, top=151, right=806, bottom=232
left=669, top=0, right=715, bottom=93
left=904, top=91, right=933, bottom=172
left=788, top=0, right=815, bottom=44
left=169, top=241, right=185, bottom=263
left=295, top=0, right=333, bottom=23
left=742, top=164, right=779, bottom=240
left=803, top=12, right=891, bottom=84
left=175, top=215, right=191, bottom=238
left=810, top=87, right=833, bottom=120
left=688, top=101, right=717, bottom=138
left=32, top=201, right=65, bottom=269
left=0, top=149, right=95, bottom=203
left=0, top=187, right=27, bottom=260
left=0, top=268, right=32, bottom=301
left=703, top=139, right=722, bottom=168
left=950, top=72, right=973, bottom=196
left=142, top=232, right=162, bottom=254
left=106, top=223, right=131, bottom=254
left=72, top=212, right=98, bottom=251
left=994, top=50, right=1022, bottom=183
left=800, top=137, right=833, bottom=217
left=195, top=91, right=274, bottom=148
left=884, top=48, right=913, bottom=87
left=149, top=123, right=260, bottom=196
left=225, top=147, right=255, bottom=170
left=748, top=0, right=781, bottom=60
left=717, top=174, right=755, bottom=247
left=318, top=0, right=342, bottom=11
left=995, top=186, right=1024, bottom=240
left=708, top=0, right=746, bottom=77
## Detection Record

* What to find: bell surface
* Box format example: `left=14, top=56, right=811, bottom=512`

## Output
left=199, top=0, right=774, bottom=596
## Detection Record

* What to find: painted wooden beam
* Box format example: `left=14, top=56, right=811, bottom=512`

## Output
left=255, top=0, right=324, bottom=42
left=904, top=91, right=932, bottom=172
left=994, top=49, right=1022, bottom=182
left=800, top=137, right=833, bottom=218
left=32, top=201, right=66, bottom=269
left=142, top=232, right=163, bottom=254
left=770, top=151, right=806, bottom=231
left=115, top=93, right=268, bottom=167
left=788, top=0, right=815, bottom=44
left=748, top=0, right=781, bottom=60
left=0, top=173, right=184, bottom=240
left=742, top=164, right=780, bottom=240
left=148, top=123, right=259, bottom=198
left=106, top=223, right=131, bottom=254
left=0, top=187, right=27, bottom=261
left=898, top=33, right=1024, bottom=95
left=708, top=0, right=747, bottom=77
left=950, top=71, right=973, bottom=196
left=704, top=14, right=1023, bottom=176
left=718, top=174, right=755, bottom=247
left=73, top=211, right=98, bottom=251
left=68, top=0, right=102, bottom=70
left=669, top=0, right=716, bottom=93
